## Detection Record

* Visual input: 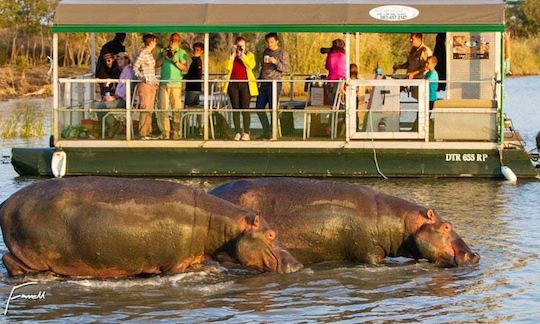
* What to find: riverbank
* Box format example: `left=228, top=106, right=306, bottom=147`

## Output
left=0, top=65, right=88, bottom=101
left=510, top=37, right=540, bottom=76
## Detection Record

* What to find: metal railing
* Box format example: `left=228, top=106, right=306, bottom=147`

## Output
left=54, top=76, right=500, bottom=143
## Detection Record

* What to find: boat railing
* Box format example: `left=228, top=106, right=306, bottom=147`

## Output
left=55, top=76, right=499, bottom=143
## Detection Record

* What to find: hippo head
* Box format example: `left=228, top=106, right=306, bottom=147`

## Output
left=413, top=210, right=480, bottom=267
left=235, top=229, right=303, bottom=274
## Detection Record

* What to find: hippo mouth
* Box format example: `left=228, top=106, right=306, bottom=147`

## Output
left=269, top=247, right=303, bottom=274
left=451, top=239, right=480, bottom=267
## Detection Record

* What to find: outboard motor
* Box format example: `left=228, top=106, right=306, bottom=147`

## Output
left=536, top=132, right=540, bottom=152
left=530, top=131, right=540, bottom=169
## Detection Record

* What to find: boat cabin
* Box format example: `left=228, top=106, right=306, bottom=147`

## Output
left=12, top=0, right=538, bottom=178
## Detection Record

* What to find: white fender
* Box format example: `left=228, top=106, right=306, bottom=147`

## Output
left=51, top=151, right=67, bottom=178
left=501, top=166, right=517, bottom=183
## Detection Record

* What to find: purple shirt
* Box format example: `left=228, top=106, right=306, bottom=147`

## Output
left=115, top=65, right=136, bottom=101
left=326, top=51, right=346, bottom=80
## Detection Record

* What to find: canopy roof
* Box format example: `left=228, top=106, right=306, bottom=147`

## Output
left=53, top=0, right=505, bottom=33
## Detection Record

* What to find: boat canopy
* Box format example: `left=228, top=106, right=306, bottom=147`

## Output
left=53, top=0, right=505, bottom=33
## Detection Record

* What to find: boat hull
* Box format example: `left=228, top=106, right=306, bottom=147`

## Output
left=11, top=147, right=539, bottom=178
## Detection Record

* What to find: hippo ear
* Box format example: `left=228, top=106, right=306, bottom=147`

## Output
left=252, top=213, right=261, bottom=230
left=426, top=209, right=437, bottom=224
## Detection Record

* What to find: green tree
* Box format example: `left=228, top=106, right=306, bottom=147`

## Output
left=507, top=0, right=540, bottom=37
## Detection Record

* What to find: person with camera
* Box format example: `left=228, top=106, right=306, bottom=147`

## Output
left=223, top=36, right=258, bottom=141
left=322, top=38, right=346, bottom=104
left=255, top=33, right=290, bottom=140
left=156, top=33, right=188, bottom=139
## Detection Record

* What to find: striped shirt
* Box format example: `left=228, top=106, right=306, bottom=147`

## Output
left=134, top=48, right=158, bottom=84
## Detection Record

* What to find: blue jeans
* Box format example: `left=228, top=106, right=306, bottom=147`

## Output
left=255, top=82, right=282, bottom=136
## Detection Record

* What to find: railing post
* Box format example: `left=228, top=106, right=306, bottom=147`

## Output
left=272, top=80, right=278, bottom=140
left=345, top=33, right=351, bottom=142
left=203, top=33, right=210, bottom=141
left=424, top=80, right=430, bottom=142
left=125, top=79, right=132, bottom=141
left=289, top=74, right=294, bottom=101
left=53, top=33, right=59, bottom=145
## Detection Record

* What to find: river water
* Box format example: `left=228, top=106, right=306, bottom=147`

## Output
left=0, top=77, right=539, bottom=322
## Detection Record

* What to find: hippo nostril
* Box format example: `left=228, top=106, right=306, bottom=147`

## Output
left=464, top=252, right=480, bottom=264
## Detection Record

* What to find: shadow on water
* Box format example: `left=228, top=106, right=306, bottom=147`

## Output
left=0, top=78, right=539, bottom=321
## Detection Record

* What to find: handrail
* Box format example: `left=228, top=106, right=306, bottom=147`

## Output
left=55, top=76, right=498, bottom=143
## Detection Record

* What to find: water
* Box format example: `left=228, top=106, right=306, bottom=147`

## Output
left=0, top=78, right=539, bottom=322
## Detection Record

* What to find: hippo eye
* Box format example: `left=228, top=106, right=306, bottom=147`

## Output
left=265, top=230, right=276, bottom=241
left=442, top=223, right=452, bottom=232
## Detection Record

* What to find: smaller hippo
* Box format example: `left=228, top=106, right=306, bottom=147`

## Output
left=0, top=177, right=303, bottom=278
left=209, top=178, right=480, bottom=268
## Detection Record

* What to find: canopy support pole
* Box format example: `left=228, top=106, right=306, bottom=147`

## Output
left=53, top=33, right=59, bottom=146
left=203, top=33, right=210, bottom=141
left=345, top=33, right=351, bottom=142
left=90, top=33, right=96, bottom=75
left=355, top=32, right=360, bottom=68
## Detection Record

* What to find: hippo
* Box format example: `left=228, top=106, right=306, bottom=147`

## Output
left=0, top=177, right=303, bottom=278
left=536, top=131, right=540, bottom=151
left=209, top=178, right=480, bottom=267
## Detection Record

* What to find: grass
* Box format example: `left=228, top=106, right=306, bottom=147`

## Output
left=509, top=36, right=540, bottom=76
left=0, top=101, right=45, bottom=139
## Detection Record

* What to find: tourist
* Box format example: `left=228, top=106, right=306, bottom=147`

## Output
left=224, top=36, right=258, bottom=141
left=96, top=52, right=136, bottom=138
left=255, top=32, right=290, bottom=140
left=393, top=33, right=432, bottom=79
left=325, top=39, right=346, bottom=103
left=155, top=33, right=189, bottom=139
left=96, top=52, right=120, bottom=96
left=95, top=33, right=126, bottom=76
left=185, top=42, right=204, bottom=107
left=424, top=56, right=439, bottom=110
left=133, top=34, right=158, bottom=140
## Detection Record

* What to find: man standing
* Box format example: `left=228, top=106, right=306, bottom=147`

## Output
left=184, top=42, right=204, bottom=107
left=393, top=33, right=432, bottom=79
left=155, top=33, right=188, bottom=139
left=133, top=34, right=158, bottom=140
left=95, top=33, right=126, bottom=76
left=255, top=33, right=290, bottom=140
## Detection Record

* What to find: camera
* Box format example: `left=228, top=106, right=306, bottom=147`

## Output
left=320, top=47, right=331, bottom=54
left=236, top=46, right=244, bottom=53
left=166, top=48, right=174, bottom=59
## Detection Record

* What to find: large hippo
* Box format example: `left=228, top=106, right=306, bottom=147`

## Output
left=209, top=178, right=480, bottom=267
left=0, top=177, right=302, bottom=278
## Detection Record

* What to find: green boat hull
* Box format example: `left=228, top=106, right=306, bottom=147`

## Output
left=11, top=147, right=539, bottom=178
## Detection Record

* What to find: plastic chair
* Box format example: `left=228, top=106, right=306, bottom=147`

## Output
left=101, top=84, right=138, bottom=139
left=303, top=81, right=344, bottom=140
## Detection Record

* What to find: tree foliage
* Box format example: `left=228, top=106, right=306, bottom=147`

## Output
left=507, top=0, right=540, bottom=37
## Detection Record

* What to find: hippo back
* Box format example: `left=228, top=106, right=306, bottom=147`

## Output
left=0, top=177, right=257, bottom=277
left=209, top=178, right=427, bottom=263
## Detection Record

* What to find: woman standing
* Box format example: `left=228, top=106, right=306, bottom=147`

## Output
left=325, top=39, right=346, bottom=102
left=223, top=36, right=259, bottom=141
